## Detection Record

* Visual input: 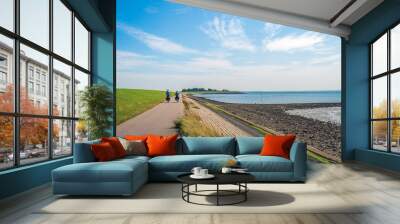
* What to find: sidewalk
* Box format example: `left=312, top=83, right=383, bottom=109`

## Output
left=116, top=101, right=184, bottom=136
left=185, top=97, right=252, bottom=137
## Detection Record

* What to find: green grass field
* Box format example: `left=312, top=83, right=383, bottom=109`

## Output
left=116, top=89, right=165, bottom=125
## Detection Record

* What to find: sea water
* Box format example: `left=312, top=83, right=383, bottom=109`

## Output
left=195, top=91, right=341, bottom=104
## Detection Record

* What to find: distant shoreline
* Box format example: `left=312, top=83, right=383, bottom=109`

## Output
left=185, top=91, right=244, bottom=95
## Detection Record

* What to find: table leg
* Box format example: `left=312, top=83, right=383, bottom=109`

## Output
left=187, top=184, right=190, bottom=202
left=217, top=184, right=219, bottom=206
left=245, top=183, right=247, bottom=201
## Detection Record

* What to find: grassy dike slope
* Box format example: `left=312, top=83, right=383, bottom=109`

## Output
left=117, top=89, right=165, bottom=125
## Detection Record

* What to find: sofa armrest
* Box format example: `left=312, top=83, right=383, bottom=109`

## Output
left=73, top=140, right=100, bottom=163
left=289, top=141, right=307, bottom=182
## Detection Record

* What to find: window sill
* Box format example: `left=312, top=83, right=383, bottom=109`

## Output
left=0, top=156, right=72, bottom=176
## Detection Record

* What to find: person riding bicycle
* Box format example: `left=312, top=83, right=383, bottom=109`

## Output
left=166, top=89, right=170, bottom=102
left=175, top=91, right=180, bottom=102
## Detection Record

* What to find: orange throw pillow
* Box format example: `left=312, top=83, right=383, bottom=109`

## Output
left=125, top=135, right=148, bottom=141
left=146, top=134, right=178, bottom=157
left=101, top=137, right=127, bottom=158
left=260, top=135, right=296, bottom=159
left=91, top=142, right=117, bottom=161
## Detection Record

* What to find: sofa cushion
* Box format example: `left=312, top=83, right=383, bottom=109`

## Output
left=260, top=135, right=296, bottom=159
left=236, top=155, right=293, bottom=172
left=236, top=137, right=264, bottom=155
left=180, top=137, right=236, bottom=155
left=101, top=137, right=127, bottom=158
left=53, top=158, right=147, bottom=183
left=125, top=135, right=148, bottom=141
left=91, top=142, right=118, bottom=161
left=119, top=138, right=147, bottom=156
left=149, top=154, right=235, bottom=172
left=116, top=155, right=150, bottom=163
left=147, top=134, right=178, bottom=157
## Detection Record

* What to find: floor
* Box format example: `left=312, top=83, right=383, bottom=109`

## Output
left=1, top=161, right=400, bottom=224
left=116, top=101, right=184, bottom=136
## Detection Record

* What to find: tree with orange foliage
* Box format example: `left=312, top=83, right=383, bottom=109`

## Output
left=0, top=84, right=59, bottom=151
left=0, top=85, right=14, bottom=150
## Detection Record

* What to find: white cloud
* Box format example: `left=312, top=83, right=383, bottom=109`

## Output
left=117, top=50, right=340, bottom=91
left=117, top=50, right=153, bottom=70
left=118, top=23, right=197, bottom=54
left=264, top=23, right=282, bottom=38
left=118, top=60, right=340, bottom=91
left=263, top=32, right=325, bottom=52
left=187, top=57, right=233, bottom=70
left=201, top=17, right=255, bottom=52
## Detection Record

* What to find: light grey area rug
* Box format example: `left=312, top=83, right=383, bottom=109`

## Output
left=38, top=183, right=362, bottom=214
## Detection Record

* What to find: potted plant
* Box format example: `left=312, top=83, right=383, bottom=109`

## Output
left=79, top=84, right=113, bottom=140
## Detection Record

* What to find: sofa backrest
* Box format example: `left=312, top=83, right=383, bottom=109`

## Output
left=73, top=139, right=100, bottom=163
left=236, top=137, right=264, bottom=155
left=178, top=137, right=236, bottom=155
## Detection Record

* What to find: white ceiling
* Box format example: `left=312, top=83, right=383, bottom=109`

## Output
left=171, top=0, right=384, bottom=38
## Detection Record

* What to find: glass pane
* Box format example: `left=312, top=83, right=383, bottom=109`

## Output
left=20, top=44, right=49, bottom=115
left=75, top=120, right=88, bottom=143
left=391, top=120, right=400, bottom=153
left=372, top=33, right=387, bottom=76
left=74, top=18, right=89, bottom=70
left=392, top=24, right=400, bottom=70
left=20, top=117, right=49, bottom=165
left=0, top=34, right=14, bottom=112
left=20, top=0, right=49, bottom=49
left=53, top=119, right=72, bottom=157
left=74, top=69, right=89, bottom=118
left=53, top=59, right=72, bottom=117
left=372, top=121, right=388, bottom=151
left=0, top=116, right=13, bottom=170
left=372, top=77, right=387, bottom=119
left=53, top=0, right=72, bottom=60
left=391, top=72, right=400, bottom=118
left=0, top=0, right=14, bottom=31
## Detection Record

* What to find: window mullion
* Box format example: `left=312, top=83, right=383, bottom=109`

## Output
left=71, top=10, right=76, bottom=154
left=48, top=0, right=54, bottom=160
left=13, top=0, right=20, bottom=167
left=388, top=30, right=391, bottom=152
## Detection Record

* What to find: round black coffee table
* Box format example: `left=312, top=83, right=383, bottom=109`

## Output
left=177, top=173, right=255, bottom=206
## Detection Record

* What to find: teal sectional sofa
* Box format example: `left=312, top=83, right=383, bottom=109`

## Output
left=52, top=137, right=307, bottom=196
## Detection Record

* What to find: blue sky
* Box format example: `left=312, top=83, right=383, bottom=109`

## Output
left=117, top=0, right=341, bottom=91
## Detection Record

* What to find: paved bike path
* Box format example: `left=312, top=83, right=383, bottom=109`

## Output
left=116, top=101, right=184, bottom=136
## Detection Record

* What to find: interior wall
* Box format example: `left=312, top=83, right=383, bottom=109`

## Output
left=343, top=0, right=400, bottom=171
left=92, top=32, right=115, bottom=135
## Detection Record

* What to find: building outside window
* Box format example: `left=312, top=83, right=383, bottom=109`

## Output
left=35, top=83, right=40, bottom=95
left=41, top=73, right=46, bottom=83
left=28, top=81, right=34, bottom=94
left=28, top=66, right=34, bottom=80
left=0, top=71, right=6, bottom=85
left=0, top=0, right=91, bottom=170
left=41, top=85, right=46, bottom=97
left=0, top=54, right=7, bottom=90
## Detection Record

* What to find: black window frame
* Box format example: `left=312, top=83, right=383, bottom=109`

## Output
left=0, top=0, right=92, bottom=171
left=370, top=21, right=400, bottom=154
